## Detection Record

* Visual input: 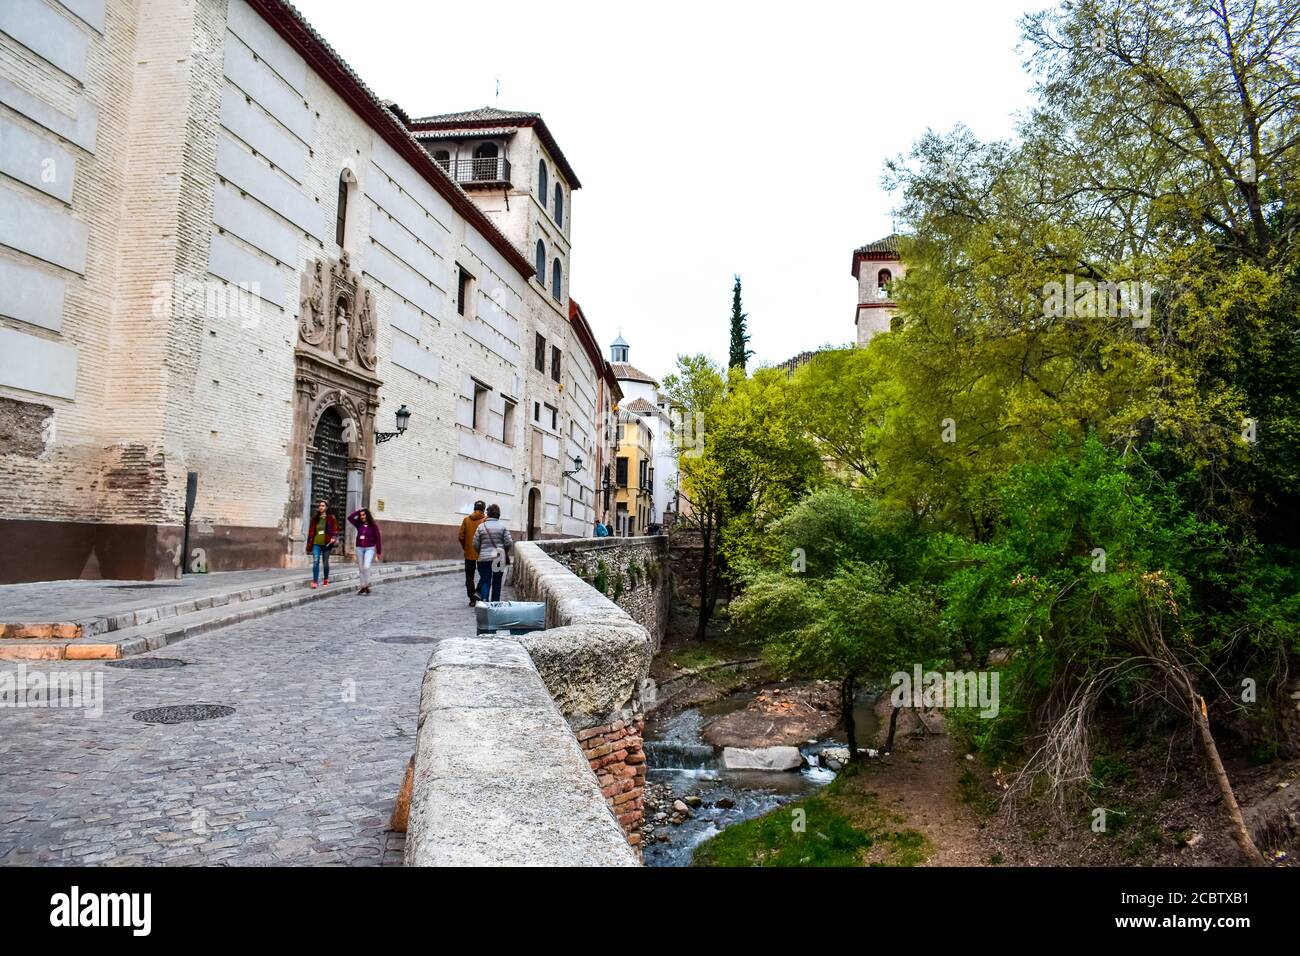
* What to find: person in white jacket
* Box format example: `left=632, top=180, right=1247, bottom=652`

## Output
left=472, top=504, right=514, bottom=602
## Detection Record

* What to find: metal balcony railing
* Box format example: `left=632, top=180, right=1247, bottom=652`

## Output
left=433, top=155, right=512, bottom=185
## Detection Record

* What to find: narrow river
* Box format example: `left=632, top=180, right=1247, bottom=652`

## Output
left=641, top=687, right=879, bottom=866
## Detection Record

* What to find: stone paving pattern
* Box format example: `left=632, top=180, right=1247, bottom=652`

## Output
left=0, top=574, right=483, bottom=866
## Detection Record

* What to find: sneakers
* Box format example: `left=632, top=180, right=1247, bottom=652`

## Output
left=310, top=581, right=318, bottom=589
left=322, top=579, right=330, bottom=587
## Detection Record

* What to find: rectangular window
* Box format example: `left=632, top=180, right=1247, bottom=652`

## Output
left=639, top=459, right=648, bottom=489
left=456, top=266, right=473, bottom=316
left=502, top=399, right=516, bottom=445
left=550, top=345, right=561, bottom=383
left=535, top=332, right=546, bottom=373
left=544, top=403, right=558, bottom=431
left=533, top=401, right=540, bottom=422
left=471, top=381, right=490, bottom=433
left=616, top=457, right=628, bottom=487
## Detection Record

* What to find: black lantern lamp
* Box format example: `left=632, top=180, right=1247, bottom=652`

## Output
left=375, top=404, right=411, bottom=444
left=562, top=454, right=583, bottom=478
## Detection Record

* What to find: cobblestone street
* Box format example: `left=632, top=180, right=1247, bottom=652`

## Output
left=0, top=574, right=477, bottom=867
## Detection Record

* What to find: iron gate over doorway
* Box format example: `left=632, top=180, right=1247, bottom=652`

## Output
left=310, top=407, right=350, bottom=551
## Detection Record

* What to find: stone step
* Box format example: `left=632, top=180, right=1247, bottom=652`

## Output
left=0, top=561, right=453, bottom=640
left=0, top=563, right=457, bottom=661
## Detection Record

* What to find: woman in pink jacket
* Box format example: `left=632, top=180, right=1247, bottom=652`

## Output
left=348, top=508, right=382, bottom=594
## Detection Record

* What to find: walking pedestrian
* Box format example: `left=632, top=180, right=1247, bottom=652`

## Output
left=306, top=500, right=339, bottom=588
left=594, top=518, right=610, bottom=537
left=348, top=507, right=381, bottom=594
left=458, top=500, right=488, bottom=606
left=472, top=504, right=513, bottom=603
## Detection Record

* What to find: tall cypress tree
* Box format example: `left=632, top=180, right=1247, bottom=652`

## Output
left=728, top=275, right=753, bottom=371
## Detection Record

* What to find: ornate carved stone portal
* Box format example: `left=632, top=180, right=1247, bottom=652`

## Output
left=287, top=253, right=383, bottom=561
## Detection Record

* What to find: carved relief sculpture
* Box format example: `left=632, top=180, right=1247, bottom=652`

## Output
left=356, top=288, right=378, bottom=371
left=288, top=252, right=384, bottom=568
left=298, top=259, right=329, bottom=347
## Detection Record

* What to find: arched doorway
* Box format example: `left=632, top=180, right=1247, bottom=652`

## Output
left=527, top=487, right=541, bottom=541
left=310, top=407, right=350, bottom=552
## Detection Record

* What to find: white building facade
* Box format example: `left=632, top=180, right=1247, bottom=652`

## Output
left=611, top=339, right=679, bottom=529
left=0, top=0, right=605, bottom=581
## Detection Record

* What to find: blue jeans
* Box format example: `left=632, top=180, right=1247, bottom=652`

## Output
left=312, top=543, right=331, bottom=583
left=477, top=559, right=503, bottom=602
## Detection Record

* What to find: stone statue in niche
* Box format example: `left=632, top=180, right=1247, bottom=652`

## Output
left=334, top=300, right=350, bottom=364
left=356, top=289, right=377, bottom=371
left=298, top=259, right=328, bottom=346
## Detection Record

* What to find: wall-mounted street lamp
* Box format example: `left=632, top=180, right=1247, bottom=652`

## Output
left=562, top=454, right=583, bottom=478
left=375, top=404, right=411, bottom=444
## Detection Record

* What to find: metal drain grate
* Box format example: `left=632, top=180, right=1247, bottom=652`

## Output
left=132, top=704, right=235, bottom=724
left=106, top=658, right=188, bottom=669
left=374, top=635, right=440, bottom=644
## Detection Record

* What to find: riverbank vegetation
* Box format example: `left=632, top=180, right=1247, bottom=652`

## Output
left=667, top=0, right=1300, bottom=864
left=693, top=770, right=929, bottom=867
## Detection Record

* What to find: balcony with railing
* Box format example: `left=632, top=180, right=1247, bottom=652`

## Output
left=433, top=155, right=512, bottom=187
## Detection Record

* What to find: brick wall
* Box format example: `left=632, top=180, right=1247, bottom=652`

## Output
left=577, top=716, right=646, bottom=856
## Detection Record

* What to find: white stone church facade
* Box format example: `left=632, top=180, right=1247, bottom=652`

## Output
left=0, top=0, right=617, bottom=581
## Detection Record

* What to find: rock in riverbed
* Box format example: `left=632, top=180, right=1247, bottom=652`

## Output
left=722, top=745, right=804, bottom=771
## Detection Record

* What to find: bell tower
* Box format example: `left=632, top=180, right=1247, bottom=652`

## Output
left=851, top=235, right=904, bottom=346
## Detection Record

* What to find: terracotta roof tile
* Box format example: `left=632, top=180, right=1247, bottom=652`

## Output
left=623, top=397, right=660, bottom=416
left=408, top=105, right=582, bottom=188
left=410, top=106, right=540, bottom=124
left=611, top=362, right=658, bottom=386
left=854, top=234, right=901, bottom=256
left=413, top=127, right=520, bottom=140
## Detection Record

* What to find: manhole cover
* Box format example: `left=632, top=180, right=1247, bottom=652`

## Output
left=106, top=658, right=188, bottom=669
left=374, top=635, right=439, bottom=645
left=132, top=704, right=235, bottom=724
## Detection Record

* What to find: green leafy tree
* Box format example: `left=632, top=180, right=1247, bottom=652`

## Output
left=663, top=358, right=821, bottom=637
left=732, top=562, right=940, bottom=760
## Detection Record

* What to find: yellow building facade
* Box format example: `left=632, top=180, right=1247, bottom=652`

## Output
left=612, top=414, right=654, bottom=535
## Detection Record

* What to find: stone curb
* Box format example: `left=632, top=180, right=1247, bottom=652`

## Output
left=0, top=564, right=457, bottom=661
left=0, top=562, right=455, bottom=640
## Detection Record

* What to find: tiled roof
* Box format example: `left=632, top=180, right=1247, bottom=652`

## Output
left=623, top=398, right=660, bottom=416
left=413, top=127, right=520, bottom=140
left=410, top=106, right=540, bottom=124
left=611, top=362, right=658, bottom=386
left=851, top=234, right=903, bottom=278
left=408, top=105, right=582, bottom=188
left=854, top=234, right=900, bottom=256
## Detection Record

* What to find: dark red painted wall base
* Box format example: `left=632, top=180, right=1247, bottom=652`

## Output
left=0, top=517, right=500, bottom=583
left=0, top=519, right=182, bottom=583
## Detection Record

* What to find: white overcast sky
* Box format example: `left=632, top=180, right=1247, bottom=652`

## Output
left=293, top=0, right=1041, bottom=379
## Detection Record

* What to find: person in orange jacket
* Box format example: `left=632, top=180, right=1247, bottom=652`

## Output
left=457, top=500, right=487, bottom=606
